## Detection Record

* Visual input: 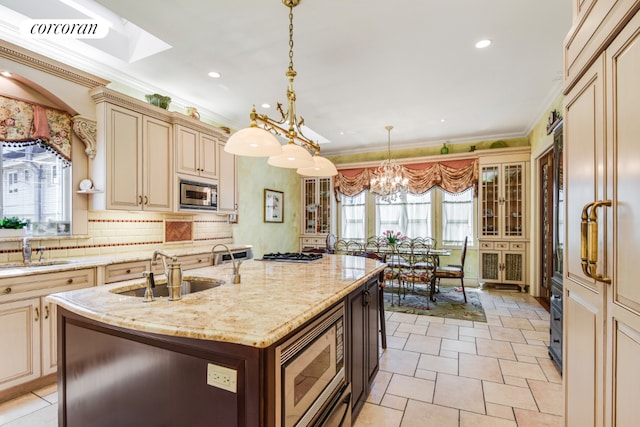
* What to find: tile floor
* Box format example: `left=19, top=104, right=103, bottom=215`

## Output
left=0, top=287, right=563, bottom=427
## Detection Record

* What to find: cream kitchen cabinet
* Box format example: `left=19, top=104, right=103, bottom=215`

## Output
left=477, top=149, right=530, bottom=290
left=175, top=124, right=218, bottom=180
left=563, top=3, right=640, bottom=426
left=299, top=177, right=333, bottom=251
left=91, top=88, right=174, bottom=212
left=216, top=140, right=238, bottom=213
left=0, top=268, right=95, bottom=394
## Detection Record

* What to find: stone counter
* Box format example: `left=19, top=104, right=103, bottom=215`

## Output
left=48, top=254, right=385, bottom=348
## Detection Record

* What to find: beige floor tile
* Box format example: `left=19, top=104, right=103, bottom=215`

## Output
left=1, top=404, right=57, bottom=427
left=530, top=318, right=551, bottom=331
left=485, top=307, right=513, bottom=316
left=460, top=411, right=517, bottom=427
left=433, top=372, right=485, bottom=414
left=380, top=394, right=407, bottom=411
left=485, top=314, right=504, bottom=326
left=535, top=310, right=550, bottom=321
left=523, top=339, right=547, bottom=348
left=32, top=384, right=56, bottom=398
left=386, top=374, right=435, bottom=403
left=516, top=355, right=539, bottom=364
left=513, top=408, right=564, bottom=427
left=0, top=394, right=49, bottom=425
left=379, top=348, right=420, bottom=376
left=441, top=338, right=477, bottom=355
left=394, top=331, right=410, bottom=339
left=414, top=315, right=444, bottom=325
left=354, top=402, right=403, bottom=427
left=489, top=325, right=527, bottom=343
left=439, top=350, right=459, bottom=359
left=444, top=318, right=474, bottom=328
left=396, top=322, right=428, bottom=335
left=458, top=353, right=503, bottom=383
left=528, top=379, right=563, bottom=416
left=401, top=399, right=459, bottom=427
left=385, top=320, right=400, bottom=334
left=484, top=381, right=538, bottom=411
left=504, top=375, right=529, bottom=387
left=538, top=358, right=562, bottom=384
left=521, top=330, right=551, bottom=343
left=460, top=335, right=476, bottom=343
left=388, top=312, right=419, bottom=324
left=476, top=338, right=516, bottom=360
left=426, top=323, right=459, bottom=340
left=499, top=360, right=547, bottom=381
left=472, top=322, right=490, bottom=330
left=403, top=334, right=442, bottom=355
left=459, top=326, right=492, bottom=339
left=414, top=369, right=437, bottom=381
left=417, top=353, right=458, bottom=375
left=386, top=334, right=408, bottom=350
left=367, top=370, right=393, bottom=404
left=508, top=308, right=542, bottom=320
left=486, top=402, right=515, bottom=420
left=500, top=317, right=535, bottom=331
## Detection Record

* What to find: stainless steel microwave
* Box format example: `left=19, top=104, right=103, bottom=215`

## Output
left=179, top=179, right=218, bottom=211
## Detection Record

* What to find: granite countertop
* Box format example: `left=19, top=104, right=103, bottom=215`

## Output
left=0, top=244, right=253, bottom=279
left=48, top=255, right=385, bottom=348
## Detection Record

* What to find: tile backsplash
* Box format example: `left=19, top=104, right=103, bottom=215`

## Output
left=0, top=211, right=233, bottom=262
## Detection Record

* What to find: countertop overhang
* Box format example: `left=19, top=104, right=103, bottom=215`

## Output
left=48, top=255, right=386, bottom=348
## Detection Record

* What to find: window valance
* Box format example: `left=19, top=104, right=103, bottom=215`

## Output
left=334, top=158, right=478, bottom=200
left=0, top=94, right=73, bottom=164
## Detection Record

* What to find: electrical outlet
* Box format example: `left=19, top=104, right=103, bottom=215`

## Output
left=207, top=363, right=237, bottom=393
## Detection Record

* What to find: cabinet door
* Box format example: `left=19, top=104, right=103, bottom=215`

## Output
left=107, top=105, right=143, bottom=210
left=217, top=141, right=237, bottom=213
left=503, top=251, right=525, bottom=284
left=347, top=288, right=366, bottom=414
left=564, top=55, right=606, bottom=427
left=365, top=279, right=379, bottom=384
left=605, top=15, right=640, bottom=427
left=480, top=165, right=500, bottom=237
left=41, top=299, right=57, bottom=376
left=175, top=125, right=199, bottom=176
left=199, top=133, right=218, bottom=180
left=479, top=250, right=501, bottom=282
left=143, top=116, right=173, bottom=212
left=317, top=178, right=332, bottom=235
left=503, top=163, right=524, bottom=238
left=0, top=298, right=41, bottom=391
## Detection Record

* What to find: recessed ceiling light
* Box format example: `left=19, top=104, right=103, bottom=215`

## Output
left=475, top=39, right=492, bottom=49
left=207, top=71, right=221, bottom=78
left=261, top=103, right=271, bottom=109
left=1, top=70, right=11, bottom=77
left=440, top=118, right=446, bottom=123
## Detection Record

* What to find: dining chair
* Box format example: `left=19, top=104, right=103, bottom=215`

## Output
left=434, top=236, right=468, bottom=302
left=398, top=240, right=438, bottom=303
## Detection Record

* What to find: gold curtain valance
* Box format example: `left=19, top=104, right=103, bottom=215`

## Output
left=334, top=158, right=478, bottom=200
left=0, top=94, right=73, bottom=163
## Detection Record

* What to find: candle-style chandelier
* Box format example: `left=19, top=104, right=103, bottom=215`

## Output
left=224, top=0, right=337, bottom=177
left=370, top=126, right=408, bottom=202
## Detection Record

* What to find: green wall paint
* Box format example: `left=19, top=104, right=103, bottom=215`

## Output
left=232, top=157, right=301, bottom=258
left=528, top=94, right=563, bottom=153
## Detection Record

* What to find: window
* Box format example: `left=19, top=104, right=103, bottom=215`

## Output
left=375, top=191, right=432, bottom=239
left=340, top=192, right=366, bottom=241
left=441, top=188, right=474, bottom=246
left=1, top=143, right=71, bottom=236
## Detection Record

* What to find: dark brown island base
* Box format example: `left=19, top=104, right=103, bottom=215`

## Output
left=50, top=255, right=385, bottom=426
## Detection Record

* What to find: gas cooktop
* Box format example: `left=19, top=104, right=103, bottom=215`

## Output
left=259, top=252, right=323, bottom=263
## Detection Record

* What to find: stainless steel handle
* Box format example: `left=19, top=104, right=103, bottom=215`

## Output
left=580, top=200, right=612, bottom=284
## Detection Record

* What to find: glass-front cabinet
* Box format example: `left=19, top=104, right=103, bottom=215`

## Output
left=478, top=150, right=530, bottom=291
left=300, top=177, right=334, bottom=251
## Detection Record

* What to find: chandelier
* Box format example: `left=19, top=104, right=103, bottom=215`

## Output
left=370, top=126, right=408, bottom=202
left=224, top=0, right=337, bottom=177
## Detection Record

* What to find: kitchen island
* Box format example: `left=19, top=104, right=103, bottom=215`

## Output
left=49, top=254, right=385, bottom=426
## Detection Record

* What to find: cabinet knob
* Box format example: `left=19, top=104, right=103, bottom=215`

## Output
left=554, top=317, right=561, bottom=321
left=126, top=269, right=131, bottom=274
left=67, top=278, right=73, bottom=284
left=198, top=259, right=202, bottom=263
left=553, top=339, right=560, bottom=343
left=3, top=287, right=11, bottom=294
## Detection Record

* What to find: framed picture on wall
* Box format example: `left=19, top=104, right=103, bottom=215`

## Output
left=264, top=189, right=284, bottom=223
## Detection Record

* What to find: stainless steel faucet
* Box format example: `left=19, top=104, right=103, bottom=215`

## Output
left=211, top=244, right=242, bottom=284
left=22, top=237, right=32, bottom=263
left=151, top=249, right=182, bottom=301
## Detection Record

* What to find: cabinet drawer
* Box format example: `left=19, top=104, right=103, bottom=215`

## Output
left=509, top=242, right=525, bottom=251
left=178, top=253, right=213, bottom=271
left=495, top=242, right=509, bottom=250
left=104, top=260, right=151, bottom=284
left=0, top=268, right=96, bottom=302
left=479, top=242, right=494, bottom=250
left=550, top=301, right=563, bottom=332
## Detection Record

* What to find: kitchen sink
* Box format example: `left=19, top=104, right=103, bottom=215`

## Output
left=114, top=277, right=224, bottom=297
left=0, top=260, right=71, bottom=269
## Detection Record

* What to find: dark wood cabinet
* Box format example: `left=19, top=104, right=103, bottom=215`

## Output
left=346, top=274, right=380, bottom=418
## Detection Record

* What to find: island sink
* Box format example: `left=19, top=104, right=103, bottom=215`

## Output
left=114, top=277, right=224, bottom=297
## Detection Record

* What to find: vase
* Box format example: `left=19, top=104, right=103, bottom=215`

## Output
left=440, top=143, right=449, bottom=155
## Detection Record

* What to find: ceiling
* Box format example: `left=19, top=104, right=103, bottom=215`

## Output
left=0, top=0, right=572, bottom=156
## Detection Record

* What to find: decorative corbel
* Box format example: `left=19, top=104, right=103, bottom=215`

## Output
left=72, top=115, right=97, bottom=159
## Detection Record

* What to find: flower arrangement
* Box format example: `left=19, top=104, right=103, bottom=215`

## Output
left=0, top=216, right=28, bottom=229
left=383, top=230, right=406, bottom=246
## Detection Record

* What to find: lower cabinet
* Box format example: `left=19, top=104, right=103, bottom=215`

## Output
left=0, top=268, right=95, bottom=395
left=478, top=241, right=527, bottom=290
left=346, top=275, right=380, bottom=417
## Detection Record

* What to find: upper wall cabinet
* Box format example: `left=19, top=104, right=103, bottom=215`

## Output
left=175, top=124, right=218, bottom=180
left=89, top=88, right=236, bottom=213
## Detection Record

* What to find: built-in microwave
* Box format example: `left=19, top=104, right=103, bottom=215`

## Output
left=179, top=179, right=218, bottom=211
